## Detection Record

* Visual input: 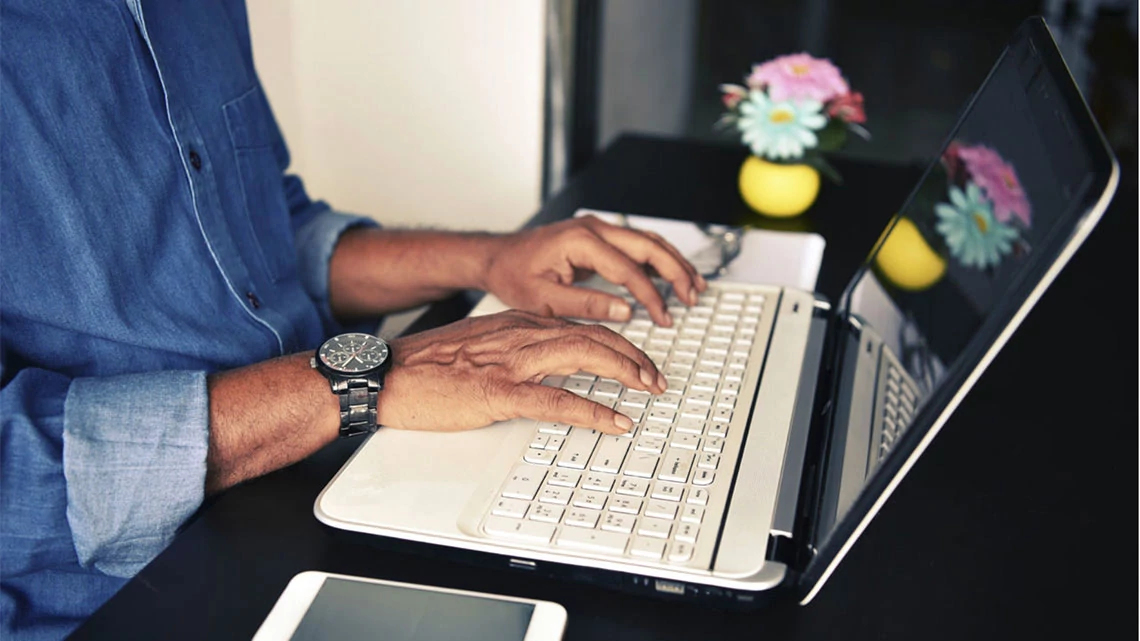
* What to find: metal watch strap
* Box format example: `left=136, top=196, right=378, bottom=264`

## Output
left=333, top=376, right=380, bottom=437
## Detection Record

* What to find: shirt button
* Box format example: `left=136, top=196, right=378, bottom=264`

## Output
left=246, top=292, right=261, bottom=309
left=189, top=150, right=202, bottom=171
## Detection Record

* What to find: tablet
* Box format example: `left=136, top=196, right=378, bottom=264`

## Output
left=252, top=571, right=567, bottom=641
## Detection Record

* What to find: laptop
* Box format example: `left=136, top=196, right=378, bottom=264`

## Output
left=315, top=17, right=1118, bottom=606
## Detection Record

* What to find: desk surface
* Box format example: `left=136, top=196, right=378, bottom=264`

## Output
left=71, top=135, right=1135, bottom=641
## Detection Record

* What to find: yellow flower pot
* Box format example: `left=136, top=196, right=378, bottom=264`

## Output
left=738, top=155, right=821, bottom=218
left=873, top=216, right=947, bottom=292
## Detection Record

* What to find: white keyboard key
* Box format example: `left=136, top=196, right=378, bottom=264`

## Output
left=687, top=488, right=710, bottom=505
left=581, top=472, right=616, bottom=492
left=491, top=498, right=530, bottom=518
left=593, top=380, right=623, bottom=397
left=622, top=452, right=658, bottom=478
left=651, top=481, right=685, bottom=502
left=538, top=487, right=573, bottom=505
left=690, top=379, right=718, bottom=393
left=647, top=408, right=676, bottom=423
left=572, top=491, right=608, bottom=510
left=701, top=437, right=725, bottom=454
left=637, top=518, right=672, bottom=539
left=674, top=417, right=705, bottom=435
left=681, top=505, right=705, bottom=524
left=529, top=504, right=564, bottom=523
left=711, top=407, right=733, bottom=423
left=645, top=500, right=678, bottom=520
left=634, top=435, right=666, bottom=454
left=667, top=541, right=694, bottom=563
left=530, top=433, right=550, bottom=450
left=659, top=449, right=694, bottom=483
left=664, top=378, right=687, bottom=395
left=615, top=478, right=650, bottom=497
left=600, top=512, right=636, bottom=534
left=484, top=516, right=555, bottom=544
left=501, top=464, right=546, bottom=500
left=590, top=436, right=629, bottom=474
left=716, top=393, right=738, bottom=409
left=542, top=375, right=567, bottom=388
left=537, top=422, right=572, bottom=435
left=652, top=394, right=683, bottom=409
left=523, top=448, right=556, bottom=465
left=680, top=405, right=709, bottom=421
left=670, top=433, right=701, bottom=451
left=641, top=422, right=670, bottom=438
left=544, top=435, right=566, bottom=452
left=675, top=522, right=700, bottom=543
left=692, top=469, right=715, bottom=486
left=562, top=377, right=593, bottom=395
left=630, top=537, right=666, bottom=560
left=619, top=407, right=645, bottom=424
left=547, top=470, right=580, bottom=487
left=556, top=527, right=627, bottom=554
left=620, top=390, right=651, bottom=408
left=684, top=391, right=715, bottom=406
left=698, top=452, right=720, bottom=469
left=609, top=497, right=642, bottom=515
left=557, top=428, right=600, bottom=470
left=707, top=423, right=729, bottom=438
left=564, top=508, right=600, bottom=529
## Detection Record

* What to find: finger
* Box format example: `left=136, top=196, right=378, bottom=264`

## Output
left=580, top=217, right=707, bottom=297
left=564, top=236, right=672, bottom=326
left=638, top=229, right=708, bottom=293
left=505, top=383, right=635, bottom=434
left=591, top=226, right=703, bottom=306
left=533, top=281, right=632, bottom=324
left=518, top=333, right=664, bottom=393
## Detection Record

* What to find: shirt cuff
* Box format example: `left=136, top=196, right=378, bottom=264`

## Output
left=63, top=371, right=210, bottom=578
left=293, top=208, right=380, bottom=334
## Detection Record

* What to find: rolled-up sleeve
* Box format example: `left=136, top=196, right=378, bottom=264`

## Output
left=61, top=371, right=209, bottom=578
left=283, top=173, right=379, bottom=333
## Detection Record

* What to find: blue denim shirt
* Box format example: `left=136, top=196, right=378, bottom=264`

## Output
left=1, top=1, right=376, bottom=638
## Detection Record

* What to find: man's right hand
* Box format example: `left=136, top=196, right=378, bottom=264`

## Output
left=379, top=310, right=665, bottom=435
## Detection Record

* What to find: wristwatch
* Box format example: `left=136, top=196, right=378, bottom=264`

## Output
left=311, top=332, right=392, bottom=438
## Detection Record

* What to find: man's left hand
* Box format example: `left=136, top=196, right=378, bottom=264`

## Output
left=484, top=215, right=706, bottom=327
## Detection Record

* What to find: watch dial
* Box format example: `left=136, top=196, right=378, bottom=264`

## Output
left=318, top=333, right=390, bottom=374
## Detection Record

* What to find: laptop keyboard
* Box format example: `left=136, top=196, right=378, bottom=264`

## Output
left=874, top=347, right=922, bottom=463
left=480, top=280, right=779, bottom=567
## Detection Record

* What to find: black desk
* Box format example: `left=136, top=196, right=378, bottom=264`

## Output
left=72, top=135, right=1135, bottom=640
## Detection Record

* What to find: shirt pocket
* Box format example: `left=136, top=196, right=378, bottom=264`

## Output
left=222, top=86, right=296, bottom=283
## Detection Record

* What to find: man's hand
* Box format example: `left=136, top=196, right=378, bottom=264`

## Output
left=378, top=310, right=667, bottom=435
left=484, top=215, right=707, bottom=327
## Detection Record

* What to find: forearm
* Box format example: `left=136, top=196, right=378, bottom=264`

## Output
left=328, top=227, right=504, bottom=320
left=205, top=352, right=340, bottom=493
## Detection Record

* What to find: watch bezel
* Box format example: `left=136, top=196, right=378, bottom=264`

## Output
left=315, top=332, right=391, bottom=377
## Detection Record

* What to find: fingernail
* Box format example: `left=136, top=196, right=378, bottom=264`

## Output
left=697, top=274, right=708, bottom=290
left=614, top=413, right=634, bottom=431
left=688, top=287, right=697, bottom=304
left=639, top=368, right=655, bottom=388
left=656, top=373, right=667, bottom=391
left=662, top=311, right=673, bottom=327
left=609, top=300, right=631, bottom=321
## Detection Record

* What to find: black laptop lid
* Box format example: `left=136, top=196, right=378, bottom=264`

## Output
left=797, top=16, right=1118, bottom=601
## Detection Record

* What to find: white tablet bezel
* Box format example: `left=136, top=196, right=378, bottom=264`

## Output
left=252, top=571, right=567, bottom=641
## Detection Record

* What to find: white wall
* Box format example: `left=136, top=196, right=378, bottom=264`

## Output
left=246, top=0, right=545, bottom=232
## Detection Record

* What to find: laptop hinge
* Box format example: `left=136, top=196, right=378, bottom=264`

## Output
left=766, top=533, right=797, bottom=566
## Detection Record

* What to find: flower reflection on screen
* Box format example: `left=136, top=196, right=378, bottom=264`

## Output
left=935, top=183, right=1020, bottom=269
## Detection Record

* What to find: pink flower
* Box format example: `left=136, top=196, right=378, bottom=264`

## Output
left=719, top=83, right=748, bottom=110
left=957, top=144, right=1032, bottom=226
left=747, top=53, right=850, bottom=103
left=827, top=92, right=866, bottom=123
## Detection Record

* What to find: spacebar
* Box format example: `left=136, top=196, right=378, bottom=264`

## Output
left=555, top=528, right=629, bottom=554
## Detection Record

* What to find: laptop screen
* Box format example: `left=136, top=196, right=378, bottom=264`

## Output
left=806, top=18, right=1117, bottom=583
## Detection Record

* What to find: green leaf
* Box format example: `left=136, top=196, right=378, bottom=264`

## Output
left=803, top=153, right=843, bottom=185
left=815, top=118, right=848, bottom=152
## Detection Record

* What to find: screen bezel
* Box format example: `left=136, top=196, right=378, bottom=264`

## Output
left=794, top=16, right=1119, bottom=602
left=251, top=571, right=567, bottom=641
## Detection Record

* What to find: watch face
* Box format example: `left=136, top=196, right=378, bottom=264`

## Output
left=317, top=333, right=390, bottom=374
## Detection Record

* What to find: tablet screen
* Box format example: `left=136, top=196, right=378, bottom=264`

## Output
left=289, top=577, right=535, bottom=641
